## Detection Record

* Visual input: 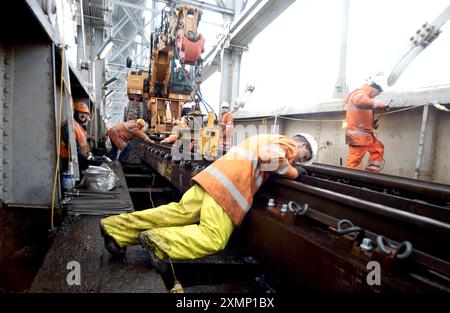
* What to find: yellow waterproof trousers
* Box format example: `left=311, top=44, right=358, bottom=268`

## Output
left=101, top=184, right=234, bottom=260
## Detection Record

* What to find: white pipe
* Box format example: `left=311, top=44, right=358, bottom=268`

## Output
left=333, top=0, right=349, bottom=98
left=80, top=0, right=86, bottom=60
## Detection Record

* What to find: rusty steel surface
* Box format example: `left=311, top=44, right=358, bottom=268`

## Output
left=242, top=204, right=446, bottom=292
left=140, top=142, right=209, bottom=192
left=265, top=179, right=450, bottom=270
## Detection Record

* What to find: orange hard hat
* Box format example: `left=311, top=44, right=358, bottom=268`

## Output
left=74, top=102, right=90, bottom=114
left=137, top=118, right=145, bottom=128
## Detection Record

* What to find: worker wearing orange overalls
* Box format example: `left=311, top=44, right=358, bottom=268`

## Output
left=218, top=102, right=234, bottom=152
left=60, top=102, right=94, bottom=173
left=344, top=82, right=387, bottom=172
left=100, top=133, right=318, bottom=272
left=106, top=119, right=154, bottom=162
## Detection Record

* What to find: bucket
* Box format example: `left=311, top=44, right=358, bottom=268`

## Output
left=62, top=162, right=75, bottom=190
left=62, top=171, right=75, bottom=190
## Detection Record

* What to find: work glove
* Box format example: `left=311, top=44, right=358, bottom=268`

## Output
left=294, top=164, right=308, bottom=178
left=87, top=153, right=94, bottom=161
left=373, top=118, right=380, bottom=129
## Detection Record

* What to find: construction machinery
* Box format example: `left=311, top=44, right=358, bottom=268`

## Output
left=126, top=4, right=205, bottom=134
left=125, top=4, right=224, bottom=160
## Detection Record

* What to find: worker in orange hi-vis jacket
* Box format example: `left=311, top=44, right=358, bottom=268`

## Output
left=106, top=119, right=154, bottom=162
left=218, top=102, right=234, bottom=151
left=60, top=102, right=94, bottom=173
left=344, top=82, right=388, bottom=173
left=100, top=133, right=318, bottom=272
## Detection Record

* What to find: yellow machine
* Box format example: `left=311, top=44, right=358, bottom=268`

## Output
left=125, top=5, right=221, bottom=159
left=126, top=5, right=204, bottom=134
left=198, top=112, right=220, bottom=160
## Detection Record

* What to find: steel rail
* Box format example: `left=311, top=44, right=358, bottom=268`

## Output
left=263, top=178, right=450, bottom=265
left=304, top=163, right=450, bottom=203
left=298, top=175, right=450, bottom=223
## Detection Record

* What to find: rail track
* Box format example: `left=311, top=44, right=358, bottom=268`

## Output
left=136, top=142, right=450, bottom=292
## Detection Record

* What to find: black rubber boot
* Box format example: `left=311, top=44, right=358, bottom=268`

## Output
left=99, top=221, right=126, bottom=258
left=138, top=233, right=168, bottom=274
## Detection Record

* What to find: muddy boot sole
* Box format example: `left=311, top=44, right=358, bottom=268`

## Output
left=138, top=233, right=168, bottom=274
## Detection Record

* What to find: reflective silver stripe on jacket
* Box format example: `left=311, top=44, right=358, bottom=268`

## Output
left=230, top=146, right=257, bottom=168
left=368, top=160, right=382, bottom=166
left=205, top=166, right=251, bottom=213
left=366, top=165, right=381, bottom=171
left=229, top=146, right=264, bottom=188
left=346, top=130, right=372, bottom=135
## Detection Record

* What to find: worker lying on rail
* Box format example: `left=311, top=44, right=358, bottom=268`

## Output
left=100, top=133, right=318, bottom=272
left=344, top=82, right=388, bottom=172
left=105, top=119, right=155, bottom=162
left=60, top=102, right=95, bottom=173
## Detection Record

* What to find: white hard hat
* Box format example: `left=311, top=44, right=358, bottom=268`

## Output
left=221, top=101, right=230, bottom=109
left=293, top=133, right=318, bottom=165
left=183, top=101, right=194, bottom=109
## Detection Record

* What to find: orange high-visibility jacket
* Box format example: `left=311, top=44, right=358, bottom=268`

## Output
left=344, top=84, right=384, bottom=146
left=108, top=120, right=151, bottom=150
left=218, top=112, right=234, bottom=136
left=60, top=120, right=90, bottom=158
left=192, top=134, right=299, bottom=226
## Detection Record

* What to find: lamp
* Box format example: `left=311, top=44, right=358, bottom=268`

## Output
left=103, top=77, right=118, bottom=89
left=96, top=39, right=114, bottom=61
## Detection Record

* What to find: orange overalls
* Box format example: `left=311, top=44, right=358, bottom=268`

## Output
left=344, top=84, right=385, bottom=172
left=218, top=111, right=234, bottom=151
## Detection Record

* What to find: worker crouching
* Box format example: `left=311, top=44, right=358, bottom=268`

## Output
left=106, top=119, right=154, bottom=162
left=100, top=133, right=318, bottom=272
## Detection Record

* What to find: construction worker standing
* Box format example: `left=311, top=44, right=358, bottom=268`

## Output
left=100, top=133, right=318, bottom=272
left=344, top=82, right=387, bottom=172
left=60, top=102, right=94, bottom=173
left=106, top=119, right=155, bottom=162
left=218, top=102, right=234, bottom=151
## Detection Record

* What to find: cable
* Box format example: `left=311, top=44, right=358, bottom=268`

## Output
left=235, top=116, right=275, bottom=122
left=277, top=115, right=344, bottom=122
left=148, top=174, right=155, bottom=208
left=234, top=104, right=423, bottom=124
left=196, top=89, right=215, bottom=113
left=375, top=104, right=423, bottom=118
left=168, top=257, right=184, bottom=293
left=50, top=46, right=66, bottom=230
